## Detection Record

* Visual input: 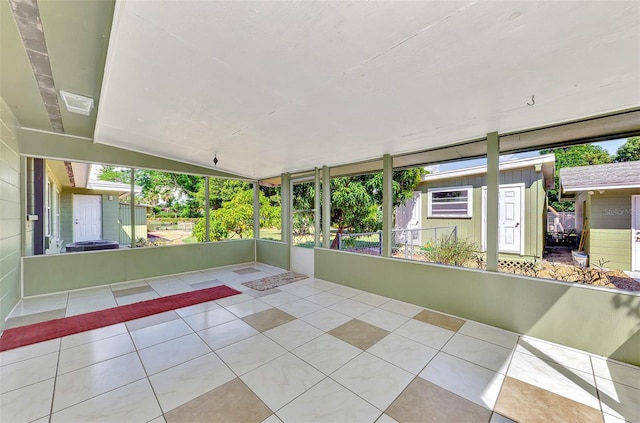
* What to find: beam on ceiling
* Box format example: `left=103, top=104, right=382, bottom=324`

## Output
left=18, top=128, right=250, bottom=180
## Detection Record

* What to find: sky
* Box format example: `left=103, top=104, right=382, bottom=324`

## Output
left=426, top=137, right=630, bottom=173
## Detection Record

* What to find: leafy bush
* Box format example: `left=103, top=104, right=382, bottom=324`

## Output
left=426, top=236, right=479, bottom=266
left=192, top=216, right=229, bottom=242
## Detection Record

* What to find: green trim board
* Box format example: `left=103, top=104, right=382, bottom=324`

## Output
left=314, top=248, right=640, bottom=366
left=256, top=239, right=290, bottom=271
left=22, top=239, right=255, bottom=296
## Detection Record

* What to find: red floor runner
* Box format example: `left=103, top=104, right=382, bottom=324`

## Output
left=0, top=285, right=240, bottom=352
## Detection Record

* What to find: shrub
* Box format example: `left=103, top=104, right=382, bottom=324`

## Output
left=426, top=236, right=479, bottom=266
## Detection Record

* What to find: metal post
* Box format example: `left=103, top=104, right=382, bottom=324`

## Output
left=314, top=168, right=321, bottom=247
left=338, top=232, right=342, bottom=250
left=253, top=181, right=260, bottom=239
left=382, top=154, right=393, bottom=257
left=281, top=173, right=291, bottom=244
left=379, top=231, right=383, bottom=255
left=322, top=166, right=331, bottom=248
left=486, top=132, right=500, bottom=272
left=130, top=168, right=136, bottom=248
left=204, top=177, right=210, bottom=242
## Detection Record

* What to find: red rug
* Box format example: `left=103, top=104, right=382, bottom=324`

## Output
left=0, top=285, right=240, bottom=352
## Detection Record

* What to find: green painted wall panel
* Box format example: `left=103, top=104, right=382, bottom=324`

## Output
left=256, top=239, right=290, bottom=270
left=0, top=97, right=21, bottom=332
left=23, top=239, right=256, bottom=296
left=315, top=248, right=640, bottom=366
left=589, top=229, right=631, bottom=270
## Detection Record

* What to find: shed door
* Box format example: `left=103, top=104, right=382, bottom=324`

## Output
left=633, top=195, right=640, bottom=272
left=482, top=184, right=524, bottom=254
left=74, top=195, right=102, bottom=242
left=499, top=185, right=523, bottom=254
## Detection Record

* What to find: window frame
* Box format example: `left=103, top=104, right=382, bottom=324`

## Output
left=427, top=185, right=473, bottom=218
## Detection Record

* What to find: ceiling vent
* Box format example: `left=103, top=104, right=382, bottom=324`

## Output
left=59, top=91, right=94, bottom=116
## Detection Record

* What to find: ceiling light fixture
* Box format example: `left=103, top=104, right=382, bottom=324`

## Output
left=213, top=155, right=219, bottom=166
left=59, top=90, right=94, bottom=116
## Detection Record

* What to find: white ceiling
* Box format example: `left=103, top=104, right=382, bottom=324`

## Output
left=94, top=0, right=640, bottom=180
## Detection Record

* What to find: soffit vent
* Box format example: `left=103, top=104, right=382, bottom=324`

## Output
left=59, top=91, right=94, bottom=116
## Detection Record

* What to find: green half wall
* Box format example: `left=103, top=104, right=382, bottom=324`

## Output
left=315, top=248, right=640, bottom=366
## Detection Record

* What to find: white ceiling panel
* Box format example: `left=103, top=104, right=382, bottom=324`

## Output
left=95, top=0, right=640, bottom=179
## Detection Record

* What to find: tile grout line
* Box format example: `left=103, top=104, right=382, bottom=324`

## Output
left=46, top=338, right=62, bottom=423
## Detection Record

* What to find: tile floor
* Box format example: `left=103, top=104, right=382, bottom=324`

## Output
left=1, top=263, right=639, bottom=423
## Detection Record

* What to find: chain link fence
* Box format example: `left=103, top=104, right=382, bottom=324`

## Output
left=337, top=231, right=382, bottom=255
left=391, top=226, right=457, bottom=260
left=292, top=210, right=317, bottom=248
left=334, top=226, right=458, bottom=261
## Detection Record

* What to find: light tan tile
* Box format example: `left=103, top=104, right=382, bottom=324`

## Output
left=413, top=309, right=465, bottom=332
left=189, top=280, right=224, bottom=290
left=165, top=378, right=271, bottom=423
left=112, top=284, right=154, bottom=298
left=495, top=376, right=603, bottom=423
left=4, top=308, right=66, bottom=329
left=242, top=308, right=295, bottom=332
left=234, top=267, right=261, bottom=275
left=125, top=310, right=180, bottom=332
left=328, top=319, right=389, bottom=350
left=245, top=288, right=282, bottom=298
left=386, top=377, right=491, bottom=423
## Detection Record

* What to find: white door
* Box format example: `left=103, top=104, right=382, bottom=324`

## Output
left=499, top=185, right=523, bottom=253
left=482, top=184, right=524, bottom=254
left=74, top=195, right=102, bottom=242
left=633, top=195, right=640, bottom=272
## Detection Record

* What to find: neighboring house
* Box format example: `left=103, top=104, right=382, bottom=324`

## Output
left=29, top=160, right=145, bottom=254
left=396, top=154, right=555, bottom=260
left=559, top=161, right=640, bottom=272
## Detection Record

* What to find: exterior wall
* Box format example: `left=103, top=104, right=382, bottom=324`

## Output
left=60, top=189, right=121, bottom=248
left=118, top=203, right=148, bottom=246
left=0, top=98, right=22, bottom=331
left=420, top=166, right=546, bottom=259
left=586, top=189, right=640, bottom=271
left=315, top=248, right=640, bottom=366
left=44, top=163, right=64, bottom=253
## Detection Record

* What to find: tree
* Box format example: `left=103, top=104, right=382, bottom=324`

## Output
left=614, top=137, right=640, bottom=162
left=322, top=168, right=426, bottom=248
left=192, top=189, right=280, bottom=241
left=541, top=144, right=612, bottom=211
left=98, top=167, right=204, bottom=217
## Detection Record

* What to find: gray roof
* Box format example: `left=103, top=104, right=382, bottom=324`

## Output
left=560, top=161, right=640, bottom=192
